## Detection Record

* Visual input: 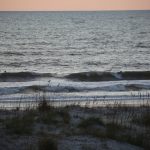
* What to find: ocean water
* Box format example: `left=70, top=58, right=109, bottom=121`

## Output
left=0, top=11, right=150, bottom=107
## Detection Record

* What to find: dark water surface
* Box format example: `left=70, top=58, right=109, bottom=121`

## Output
left=0, top=11, right=150, bottom=105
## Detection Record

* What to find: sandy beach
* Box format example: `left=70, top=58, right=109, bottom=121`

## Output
left=0, top=99, right=150, bottom=150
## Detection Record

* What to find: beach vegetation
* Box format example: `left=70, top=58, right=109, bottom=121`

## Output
left=38, top=95, right=52, bottom=112
left=38, top=137, right=58, bottom=150
left=4, top=112, right=35, bottom=135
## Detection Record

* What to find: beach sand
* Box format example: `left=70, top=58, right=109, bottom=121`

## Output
left=0, top=102, right=149, bottom=150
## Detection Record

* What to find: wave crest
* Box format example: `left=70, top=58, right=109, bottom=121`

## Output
left=0, top=72, right=53, bottom=82
left=65, top=71, right=150, bottom=81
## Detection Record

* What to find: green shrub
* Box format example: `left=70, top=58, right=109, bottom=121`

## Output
left=38, top=137, right=57, bottom=150
left=132, top=113, right=150, bottom=127
left=78, top=117, right=104, bottom=128
left=58, top=110, right=70, bottom=124
left=105, top=122, right=123, bottom=139
left=38, top=99, right=51, bottom=112
left=38, top=109, right=70, bottom=125
left=5, top=113, right=34, bottom=135
left=78, top=117, right=106, bottom=138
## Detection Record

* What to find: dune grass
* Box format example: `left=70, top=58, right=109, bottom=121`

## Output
left=38, top=137, right=58, bottom=150
left=0, top=97, right=150, bottom=150
left=4, top=111, right=35, bottom=135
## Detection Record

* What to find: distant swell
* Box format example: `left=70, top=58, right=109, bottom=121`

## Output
left=65, top=71, right=150, bottom=82
left=1, top=71, right=150, bottom=82
left=0, top=72, right=53, bottom=82
left=136, top=42, right=150, bottom=48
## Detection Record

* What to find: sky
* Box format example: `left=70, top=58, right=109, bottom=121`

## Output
left=0, top=0, right=150, bottom=11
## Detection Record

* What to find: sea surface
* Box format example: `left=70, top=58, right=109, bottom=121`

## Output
left=0, top=11, right=150, bottom=107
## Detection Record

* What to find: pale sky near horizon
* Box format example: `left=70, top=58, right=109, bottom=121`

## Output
left=0, top=0, right=150, bottom=11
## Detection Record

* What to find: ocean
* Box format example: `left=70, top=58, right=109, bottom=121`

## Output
left=0, top=11, right=150, bottom=107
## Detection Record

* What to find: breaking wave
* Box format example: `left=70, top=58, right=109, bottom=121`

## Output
left=65, top=71, right=150, bottom=81
left=0, top=71, right=150, bottom=82
left=0, top=72, right=53, bottom=82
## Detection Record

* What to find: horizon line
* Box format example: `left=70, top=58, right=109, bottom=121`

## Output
left=0, top=9, right=150, bottom=12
